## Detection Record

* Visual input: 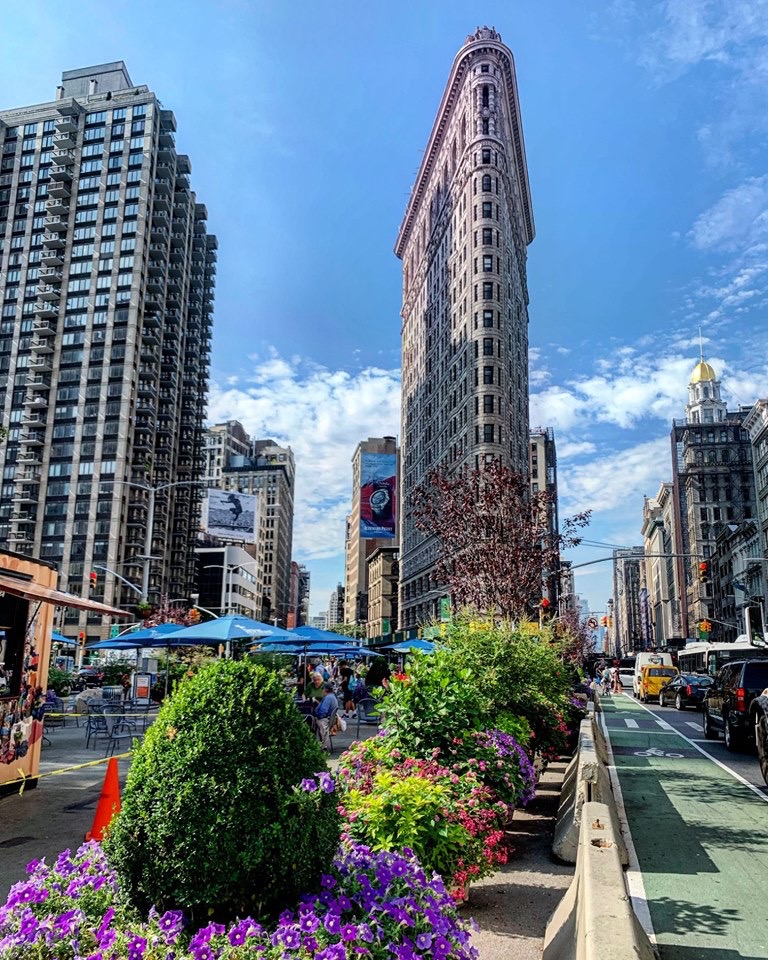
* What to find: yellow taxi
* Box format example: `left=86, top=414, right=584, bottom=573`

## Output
left=638, top=665, right=679, bottom=703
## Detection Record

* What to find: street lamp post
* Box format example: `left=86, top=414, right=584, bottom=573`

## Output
left=104, top=477, right=214, bottom=604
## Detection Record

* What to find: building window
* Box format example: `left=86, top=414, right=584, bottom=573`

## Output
left=482, top=119, right=489, bottom=135
left=482, top=227, right=493, bottom=244
left=483, top=255, right=493, bottom=272
left=482, top=85, right=490, bottom=107
left=483, top=395, right=494, bottom=413
left=482, top=174, right=492, bottom=192
left=483, top=424, right=495, bottom=443
left=482, top=281, right=493, bottom=300
left=483, top=337, right=494, bottom=355
left=483, top=365, right=494, bottom=384
left=482, top=201, right=492, bottom=218
left=483, top=309, right=494, bottom=327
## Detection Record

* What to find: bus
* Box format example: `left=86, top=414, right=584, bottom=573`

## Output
left=677, top=635, right=768, bottom=677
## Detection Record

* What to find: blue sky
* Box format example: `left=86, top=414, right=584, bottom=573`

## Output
left=4, top=1, right=768, bottom=617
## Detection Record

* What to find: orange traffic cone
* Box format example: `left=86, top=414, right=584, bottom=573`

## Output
left=85, top=757, right=121, bottom=842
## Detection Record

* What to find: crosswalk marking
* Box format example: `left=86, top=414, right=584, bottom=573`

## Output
left=686, top=721, right=702, bottom=732
left=656, top=719, right=674, bottom=730
left=625, top=719, right=639, bottom=728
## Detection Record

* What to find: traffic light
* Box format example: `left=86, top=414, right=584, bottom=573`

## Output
left=78, top=631, right=85, bottom=648
left=698, top=561, right=710, bottom=584
left=89, top=570, right=98, bottom=594
left=187, top=608, right=201, bottom=624
left=600, top=616, right=608, bottom=627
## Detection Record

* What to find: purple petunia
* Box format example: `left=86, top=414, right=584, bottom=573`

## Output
left=300, top=777, right=318, bottom=792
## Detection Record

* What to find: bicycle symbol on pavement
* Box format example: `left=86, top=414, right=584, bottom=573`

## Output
left=633, top=747, right=683, bottom=759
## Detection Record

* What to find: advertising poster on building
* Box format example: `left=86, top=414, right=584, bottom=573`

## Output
left=360, top=453, right=397, bottom=539
left=203, top=489, right=257, bottom=543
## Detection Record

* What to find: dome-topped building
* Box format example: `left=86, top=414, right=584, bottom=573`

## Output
left=686, top=355, right=725, bottom=425
left=690, top=360, right=717, bottom=384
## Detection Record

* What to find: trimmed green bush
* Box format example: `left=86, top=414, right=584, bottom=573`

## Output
left=105, top=659, right=340, bottom=923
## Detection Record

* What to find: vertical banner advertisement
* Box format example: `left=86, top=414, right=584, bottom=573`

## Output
left=360, top=453, right=397, bottom=539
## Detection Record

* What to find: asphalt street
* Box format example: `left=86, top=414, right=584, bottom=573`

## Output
left=601, top=691, right=768, bottom=960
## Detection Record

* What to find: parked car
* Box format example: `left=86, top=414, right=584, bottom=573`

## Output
left=638, top=665, right=679, bottom=703
left=751, top=689, right=768, bottom=785
left=703, top=659, right=768, bottom=751
left=71, top=667, right=104, bottom=692
left=658, top=673, right=713, bottom=710
left=618, top=670, right=635, bottom=691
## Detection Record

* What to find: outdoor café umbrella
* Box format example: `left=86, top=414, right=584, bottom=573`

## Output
left=167, top=614, right=298, bottom=646
left=382, top=639, right=436, bottom=653
left=52, top=630, right=77, bottom=646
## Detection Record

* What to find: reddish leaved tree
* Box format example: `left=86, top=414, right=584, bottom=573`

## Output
left=411, top=460, right=590, bottom=620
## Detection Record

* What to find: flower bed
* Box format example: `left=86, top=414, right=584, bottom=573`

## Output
left=0, top=840, right=479, bottom=960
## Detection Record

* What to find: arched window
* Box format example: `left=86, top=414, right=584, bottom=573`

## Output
left=482, top=174, right=491, bottom=192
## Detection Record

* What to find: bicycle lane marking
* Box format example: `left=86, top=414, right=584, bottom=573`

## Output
left=601, top=694, right=768, bottom=960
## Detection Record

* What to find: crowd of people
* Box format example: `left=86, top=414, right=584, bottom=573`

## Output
left=297, top=656, right=391, bottom=752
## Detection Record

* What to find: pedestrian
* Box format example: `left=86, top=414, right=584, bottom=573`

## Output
left=313, top=681, right=339, bottom=753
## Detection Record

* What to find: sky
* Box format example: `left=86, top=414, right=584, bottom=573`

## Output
left=4, top=0, right=768, bottom=617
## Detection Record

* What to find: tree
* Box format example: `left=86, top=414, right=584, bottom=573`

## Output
left=410, top=460, right=590, bottom=620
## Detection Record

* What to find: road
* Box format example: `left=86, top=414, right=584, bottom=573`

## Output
left=600, top=691, right=768, bottom=960
left=620, top=690, right=768, bottom=798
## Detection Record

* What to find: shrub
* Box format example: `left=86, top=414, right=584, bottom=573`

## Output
left=45, top=665, right=72, bottom=696
left=444, top=617, right=575, bottom=757
left=337, top=748, right=509, bottom=893
left=377, top=649, right=485, bottom=755
left=105, top=659, right=340, bottom=923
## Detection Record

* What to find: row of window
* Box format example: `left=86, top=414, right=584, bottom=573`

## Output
left=1, top=106, right=146, bottom=143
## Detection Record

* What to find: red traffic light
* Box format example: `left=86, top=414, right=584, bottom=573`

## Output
left=540, top=598, right=550, bottom=609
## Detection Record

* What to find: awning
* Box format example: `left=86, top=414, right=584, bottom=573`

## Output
left=0, top=572, right=131, bottom=617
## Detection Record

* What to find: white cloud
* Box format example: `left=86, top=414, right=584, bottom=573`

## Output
left=207, top=352, right=401, bottom=563
left=559, top=437, right=671, bottom=515
left=557, top=440, right=597, bottom=460
left=689, top=177, right=768, bottom=252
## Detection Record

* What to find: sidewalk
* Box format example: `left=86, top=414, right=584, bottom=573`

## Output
left=600, top=694, right=768, bottom=960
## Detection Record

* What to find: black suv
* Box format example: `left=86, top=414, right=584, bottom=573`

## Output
left=703, top=659, right=768, bottom=751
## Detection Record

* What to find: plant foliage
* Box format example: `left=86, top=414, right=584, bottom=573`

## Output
left=105, top=659, right=340, bottom=923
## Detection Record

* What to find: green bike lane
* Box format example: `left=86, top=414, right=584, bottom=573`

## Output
left=599, top=694, right=768, bottom=960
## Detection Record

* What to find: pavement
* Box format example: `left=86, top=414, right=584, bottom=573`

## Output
left=0, top=708, right=573, bottom=960
left=601, top=691, right=768, bottom=960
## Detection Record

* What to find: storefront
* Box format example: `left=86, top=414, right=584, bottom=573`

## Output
left=0, top=548, right=129, bottom=792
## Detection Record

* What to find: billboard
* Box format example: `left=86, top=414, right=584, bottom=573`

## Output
left=204, top=489, right=258, bottom=543
left=360, top=452, right=397, bottom=539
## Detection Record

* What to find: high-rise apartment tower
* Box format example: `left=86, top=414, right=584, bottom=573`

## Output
left=0, top=63, right=216, bottom=637
left=395, top=27, right=535, bottom=628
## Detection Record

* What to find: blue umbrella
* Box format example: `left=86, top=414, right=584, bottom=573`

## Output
left=167, top=614, right=299, bottom=646
left=86, top=623, right=186, bottom=651
left=52, top=631, right=77, bottom=646
left=382, top=640, right=436, bottom=653
left=293, top=625, right=363, bottom=644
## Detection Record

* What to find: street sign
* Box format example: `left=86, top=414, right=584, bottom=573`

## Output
left=587, top=617, right=598, bottom=630
left=109, top=624, right=120, bottom=639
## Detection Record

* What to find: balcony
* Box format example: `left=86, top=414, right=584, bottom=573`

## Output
left=55, top=115, right=78, bottom=134
left=47, top=179, right=70, bottom=199
left=17, top=470, right=41, bottom=483
left=41, top=248, right=64, bottom=267
left=35, top=301, right=58, bottom=318
left=26, top=375, right=51, bottom=391
left=24, top=394, right=48, bottom=408
left=19, top=432, right=44, bottom=446
left=46, top=195, right=69, bottom=216
left=44, top=214, right=68, bottom=233
left=39, top=267, right=63, bottom=283
left=53, top=131, right=76, bottom=150
left=32, top=320, right=56, bottom=336
left=50, top=164, right=74, bottom=182
left=153, top=195, right=171, bottom=214
left=11, top=490, right=38, bottom=504
left=36, top=283, right=61, bottom=302
left=42, top=232, right=65, bottom=249
left=154, top=177, right=172, bottom=195
left=21, top=412, right=44, bottom=426
left=28, top=356, right=53, bottom=372
left=147, top=259, right=164, bottom=276
left=17, top=452, right=41, bottom=466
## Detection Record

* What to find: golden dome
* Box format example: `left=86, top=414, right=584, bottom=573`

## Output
left=690, top=360, right=717, bottom=383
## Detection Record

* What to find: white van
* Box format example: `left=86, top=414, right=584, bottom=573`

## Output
left=633, top=651, right=674, bottom=696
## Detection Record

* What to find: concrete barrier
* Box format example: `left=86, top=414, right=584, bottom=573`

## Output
left=543, top=802, right=655, bottom=960
left=552, top=719, right=628, bottom=866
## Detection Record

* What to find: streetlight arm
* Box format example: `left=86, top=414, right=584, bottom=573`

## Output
left=93, top=565, right=143, bottom=597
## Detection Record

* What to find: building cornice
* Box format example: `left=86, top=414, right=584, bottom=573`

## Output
left=395, top=35, right=534, bottom=259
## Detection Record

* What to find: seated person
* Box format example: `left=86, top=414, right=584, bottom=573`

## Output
left=313, top=682, right=339, bottom=753
left=304, top=671, right=326, bottom=702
